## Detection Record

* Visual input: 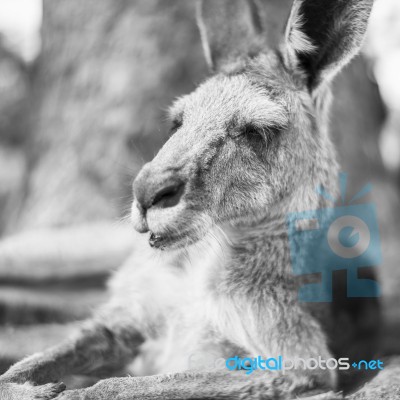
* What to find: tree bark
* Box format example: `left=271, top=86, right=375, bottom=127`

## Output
left=7, top=0, right=207, bottom=232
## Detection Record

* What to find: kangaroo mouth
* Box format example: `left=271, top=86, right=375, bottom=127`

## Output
left=148, top=230, right=189, bottom=250
left=149, top=232, right=168, bottom=249
left=132, top=196, right=213, bottom=250
left=147, top=220, right=211, bottom=250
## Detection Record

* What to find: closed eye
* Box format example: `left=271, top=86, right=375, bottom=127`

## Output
left=244, top=124, right=261, bottom=137
left=242, top=123, right=281, bottom=144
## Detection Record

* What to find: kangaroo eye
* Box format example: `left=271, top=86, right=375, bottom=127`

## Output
left=228, top=124, right=262, bottom=139
left=242, top=124, right=267, bottom=140
left=241, top=123, right=282, bottom=146
left=244, top=125, right=260, bottom=137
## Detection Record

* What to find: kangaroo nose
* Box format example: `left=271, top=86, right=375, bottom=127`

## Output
left=133, top=172, right=185, bottom=211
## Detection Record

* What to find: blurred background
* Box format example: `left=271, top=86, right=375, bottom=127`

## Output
left=0, top=0, right=399, bottom=393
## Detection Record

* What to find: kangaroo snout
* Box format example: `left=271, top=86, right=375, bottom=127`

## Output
left=133, top=165, right=185, bottom=211
left=131, top=162, right=189, bottom=240
left=131, top=158, right=212, bottom=250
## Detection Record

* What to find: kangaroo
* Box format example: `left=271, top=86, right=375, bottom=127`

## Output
left=0, top=0, right=379, bottom=399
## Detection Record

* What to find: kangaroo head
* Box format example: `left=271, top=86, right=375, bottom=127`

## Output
left=131, top=0, right=374, bottom=250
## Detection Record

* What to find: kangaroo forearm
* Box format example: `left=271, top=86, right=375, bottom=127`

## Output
left=1, top=321, right=144, bottom=385
left=62, top=371, right=250, bottom=400
left=1, top=344, right=76, bottom=384
left=69, top=322, right=144, bottom=376
left=59, top=370, right=324, bottom=400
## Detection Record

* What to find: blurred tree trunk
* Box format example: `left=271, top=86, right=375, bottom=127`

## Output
left=5, top=0, right=207, bottom=232
left=0, top=41, right=29, bottom=234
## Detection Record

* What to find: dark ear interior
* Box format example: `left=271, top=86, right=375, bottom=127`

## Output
left=284, top=0, right=374, bottom=90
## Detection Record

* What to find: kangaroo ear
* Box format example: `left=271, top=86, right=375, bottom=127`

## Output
left=283, top=0, right=374, bottom=91
left=196, top=0, right=265, bottom=70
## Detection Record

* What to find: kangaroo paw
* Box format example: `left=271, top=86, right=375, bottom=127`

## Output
left=0, top=382, right=66, bottom=400
left=33, top=383, right=67, bottom=399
